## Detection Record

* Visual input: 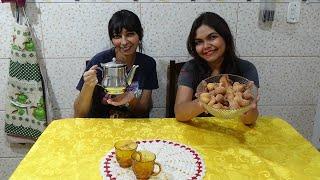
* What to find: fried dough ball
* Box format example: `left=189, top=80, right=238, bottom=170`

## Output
left=233, top=82, right=245, bottom=92
left=199, top=93, right=211, bottom=104
left=215, top=94, right=224, bottom=103
left=243, top=89, right=253, bottom=100
left=228, top=100, right=240, bottom=109
left=215, top=86, right=226, bottom=95
left=206, top=83, right=216, bottom=91
left=219, top=74, right=232, bottom=87
left=212, top=103, right=223, bottom=109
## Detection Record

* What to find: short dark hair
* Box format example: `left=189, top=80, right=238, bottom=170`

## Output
left=108, top=9, right=143, bottom=52
left=187, top=12, right=238, bottom=69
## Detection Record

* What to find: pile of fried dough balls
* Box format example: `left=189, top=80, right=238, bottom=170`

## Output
left=199, top=75, right=255, bottom=110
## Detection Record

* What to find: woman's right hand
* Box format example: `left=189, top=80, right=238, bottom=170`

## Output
left=83, top=65, right=98, bottom=88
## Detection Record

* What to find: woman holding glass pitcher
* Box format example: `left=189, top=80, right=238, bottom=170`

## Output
left=74, top=10, right=158, bottom=118
left=175, top=12, right=260, bottom=125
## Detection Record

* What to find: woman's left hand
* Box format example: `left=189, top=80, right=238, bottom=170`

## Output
left=106, top=91, right=135, bottom=106
left=240, top=95, right=260, bottom=125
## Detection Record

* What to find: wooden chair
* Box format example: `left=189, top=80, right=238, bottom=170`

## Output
left=166, top=60, right=185, bottom=118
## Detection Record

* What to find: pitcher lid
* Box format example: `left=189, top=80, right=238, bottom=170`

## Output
left=103, top=57, right=126, bottom=68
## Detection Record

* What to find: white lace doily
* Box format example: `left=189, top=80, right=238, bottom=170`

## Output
left=100, top=140, right=206, bottom=180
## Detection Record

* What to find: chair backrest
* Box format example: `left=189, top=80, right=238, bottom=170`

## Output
left=166, top=60, right=185, bottom=118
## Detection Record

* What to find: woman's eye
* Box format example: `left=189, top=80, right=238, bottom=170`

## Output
left=113, top=35, right=121, bottom=39
left=208, top=35, right=217, bottom=40
left=195, top=40, right=203, bottom=46
left=127, top=32, right=135, bottom=37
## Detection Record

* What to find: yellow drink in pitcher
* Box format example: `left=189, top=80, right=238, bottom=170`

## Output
left=105, top=87, right=126, bottom=95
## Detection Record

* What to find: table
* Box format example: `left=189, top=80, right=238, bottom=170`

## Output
left=10, top=116, right=320, bottom=179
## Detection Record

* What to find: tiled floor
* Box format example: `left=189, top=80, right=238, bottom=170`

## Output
left=0, top=158, right=23, bottom=179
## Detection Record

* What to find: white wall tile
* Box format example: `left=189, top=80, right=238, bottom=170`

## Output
left=152, top=58, right=169, bottom=108
left=40, top=3, right=140, bottom=58
left=0, top=4, right=14, bottom=59
left=44, top=58, right=87, bottom=109
left=152, top=57, right=190, bottom=108
left=150, top=107, right=165, bottom=118
left=0, top=158, right=23, bottom=179
left=60, top=108, right=74, bottom=119
left=312, top=98, right=320, bottom=149
left=260, top=105, right=316, bottom=141
left=0, top=59, right=10, bottom=111
left=313, top=58, right=320, bottom=99
left=141, top=3, right=238, bottom=57
left=245, top=57, right=319, bottom=106
left=237, top=3, right=320, bottom=56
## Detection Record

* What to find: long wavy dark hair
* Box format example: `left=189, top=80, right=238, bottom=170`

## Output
left=187, top=12, right=241, bottom=76
left=108, top=9, right=143, bottom=52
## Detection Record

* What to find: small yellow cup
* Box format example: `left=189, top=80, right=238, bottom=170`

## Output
left=114, top=140, right=138, bottom=168
left=131, top=150, right=162, bottom=179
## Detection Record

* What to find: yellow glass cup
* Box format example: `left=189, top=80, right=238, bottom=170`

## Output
left=114, top=140, right=138, bottom=168
left=131, top=150, right=162, bottom=179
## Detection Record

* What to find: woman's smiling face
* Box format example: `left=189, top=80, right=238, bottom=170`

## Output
left=112, top=28, right=140, bottom=56
left=194, top=24, right=226, bottom=64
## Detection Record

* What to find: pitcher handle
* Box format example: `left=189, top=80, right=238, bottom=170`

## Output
left=151, top=162, right=162, bottom=176
left=95, top=66, right=104, bottom=78
left=95, top=66, right=104, bottom=87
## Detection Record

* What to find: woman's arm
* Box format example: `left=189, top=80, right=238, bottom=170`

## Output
left=74, top=65, right=98, bottom=118
left=240, top=91, right=259, bottom=125
left=129, top=90, right=153, bottom=115
left=174, top=85, right=205, bottom=122
left=73, top=85, right=95, bottom=117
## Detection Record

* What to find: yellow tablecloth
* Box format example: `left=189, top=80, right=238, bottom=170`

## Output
left=10, top=116, right=320, bottom=179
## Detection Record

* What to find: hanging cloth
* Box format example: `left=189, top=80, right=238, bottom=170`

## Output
left=4, top=6, right=48, bottom=142
left=1, top=0, right=26, bottom=7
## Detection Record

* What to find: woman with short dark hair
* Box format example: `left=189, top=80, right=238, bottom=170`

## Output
left=74, top=10, right=158, bottom=118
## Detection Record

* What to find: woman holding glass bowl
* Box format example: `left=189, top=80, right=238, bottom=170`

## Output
left=175, top=12, right=259, bottom=125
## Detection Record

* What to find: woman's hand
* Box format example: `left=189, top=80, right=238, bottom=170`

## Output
left=106, top=91, right=135, bottom=106
left=240, top=95, right=259, bottom=125
left=83, top=65, right=98, bottom=88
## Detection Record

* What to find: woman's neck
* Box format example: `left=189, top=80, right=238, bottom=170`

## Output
left=208, top=57, right=224, bottom=75
left=115, top=49, right=136, bottom=68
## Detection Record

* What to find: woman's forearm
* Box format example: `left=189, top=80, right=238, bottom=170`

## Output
left=129, top=96, right=152, bottom=116
left=74, top=85, right=95, bottom=118
left=175, top=99, right=205, bottom=122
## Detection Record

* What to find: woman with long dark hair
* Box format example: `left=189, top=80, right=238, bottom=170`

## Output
left=175, top=12, right=259, bottom=124
left=74, top=10, right=158, bottom=118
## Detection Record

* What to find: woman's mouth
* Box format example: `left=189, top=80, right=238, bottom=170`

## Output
left=203, top=49, right=216, bottom=57
left=121, top=46, right=131, bottom=52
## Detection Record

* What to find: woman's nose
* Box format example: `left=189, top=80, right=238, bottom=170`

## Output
left=121, top=35, right=128, bottom=45
left=203, top=40, right=210, bottom=48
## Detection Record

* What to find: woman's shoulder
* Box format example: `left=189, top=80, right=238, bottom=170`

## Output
left=136, top=52, right=156, bottom=66
left=91, top=48, right=115, bottom=64
left=236, top=58, right=257, bottom=72
left=181, top=59, right=197, bottom=69
left=236, top=58, right=259, bottom=87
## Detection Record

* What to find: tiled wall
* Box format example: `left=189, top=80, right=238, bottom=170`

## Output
left=0, top=1, right=319, bottom=178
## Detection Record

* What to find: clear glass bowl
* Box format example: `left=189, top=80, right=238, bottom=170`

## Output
left=196, top=74, right=258, bottom=119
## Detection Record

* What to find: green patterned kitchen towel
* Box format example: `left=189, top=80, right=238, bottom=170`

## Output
left=5, top=21, right=47, bottom=140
